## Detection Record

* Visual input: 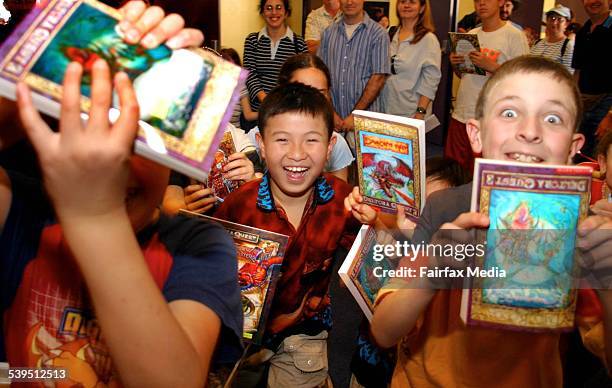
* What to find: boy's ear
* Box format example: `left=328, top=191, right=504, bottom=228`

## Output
left=566, top=133, right=585, bottom=164
left=255, top=132, right=265, bottom=161
left=327, top=134, right=337, bottom=161
left=466, top=119, right=483, bottom=154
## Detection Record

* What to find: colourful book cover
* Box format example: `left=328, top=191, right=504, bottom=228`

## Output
left=179, top=210, right=288, bottom=344
left=0, top=0, right=246, bottom=182
left=448, top=32, right=486, bottom=76
left=205, top=130, right=242, bottom=202
left=354, top=110, right=426, bottom=222
left=461, top=159, right=592, bottom=331
left=339, top=225, right=399, bottom=321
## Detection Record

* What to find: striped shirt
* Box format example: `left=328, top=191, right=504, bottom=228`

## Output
left=318, top=13, right=390, bottom=118
left=243, top=26, right=308, bottom=111
left=530, top=38, right=574, bottom=74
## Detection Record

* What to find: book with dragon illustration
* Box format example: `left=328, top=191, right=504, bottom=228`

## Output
left=354, top=110, right=426, bottom=222
left=179, top=210, right=288, bottom=344
left=339, top=225, right=400, bottom=321
left=448, top=32, right=486, bottom=76
left=461, top=159, right=592, bottom=331
left=0, top=0, right=246, bottom=182
left=204, top=130, right=242, bottom=202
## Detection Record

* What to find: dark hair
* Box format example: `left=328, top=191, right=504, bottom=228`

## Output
left=566, top=22, right=582, bottom=35
left=596, top=130, right=612, bottom=158
left=219, top=47, right=242, bottom=66
left=278, top=53, right=331, bottom=87
left=396, top=0, right=435, bottom=45
left=426, top=156, right=469, bottom=187
left=258, top=83, right=334, bottom=139
left=259, top=0, right=291, bottom=16
left=475, top=56, right=582, bottom=131
left=506, top=0, right=521, bottom=11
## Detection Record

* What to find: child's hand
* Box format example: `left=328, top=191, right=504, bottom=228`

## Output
left=577, top=211, right=612, bottom=286
left=591, top=199, right=612, bottom=219
left=468, top=51, right=498, bottom=73
left=396, top=204, right=416, bottom=239
left=449, top=53, right=465, bottom=66
left=183, top=184, right=216, bottom=214
left=223, top=152, right=255, bottom=181
left=344, top=186, right=377, bottom=224
left=17, top=61, right=138, bottom=221
left=118, top=1, right=204, bottom=49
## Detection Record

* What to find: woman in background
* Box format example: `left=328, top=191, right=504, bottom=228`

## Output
left=530, top=5, right=574, bottom=74
left=383, top=0, right=441, bottom=120
left=242, top=0, right=307, bottom=129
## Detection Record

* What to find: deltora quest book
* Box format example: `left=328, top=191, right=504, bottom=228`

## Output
left=0, top=0, right=246, bottom=182
left=353, top=110, right=426, bottom=222
left=461, top=159, right=592, bottom=331
left=179, top=211, right=288, bottom=345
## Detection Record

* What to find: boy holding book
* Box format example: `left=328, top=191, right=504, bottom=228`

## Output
left=0, top=3, right=243, bottom=386
left=369, top=56, right=612, bottom=387
left=446, top=0, right=528, bottom=171
left=214, top=83, right=360, bottom=387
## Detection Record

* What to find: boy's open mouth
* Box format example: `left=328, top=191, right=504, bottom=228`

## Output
left=506, top=152, right=543, bottom=163
left=283, top=166, right=309, bottom=180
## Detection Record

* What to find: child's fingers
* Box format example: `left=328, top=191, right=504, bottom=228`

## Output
left=59, top=62, right=84, bottom=136
left=351, top=186, right=363, bottom=203
left=223, top=158, right=246, bottom=172
left=119, top=0, right=147, bottom=25
left=141, top=13, right=184, bottom=49
left=122, top=5, right=164, bottom=44
left=226, top=152, right=247, bottom=162
left=344, top=196, right=353, bottom=212
left=88, top=60, right=112, bottom=132
left=166, top=28, right=205, bottom=49
left=15, top=82, right=53, bottom=152
left=113, top=72, right=140, bottom=145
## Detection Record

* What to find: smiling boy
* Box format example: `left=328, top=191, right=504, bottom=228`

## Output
left=214, top=83, right=360, bottom=387
left=370, top=56, right=612, bottom=387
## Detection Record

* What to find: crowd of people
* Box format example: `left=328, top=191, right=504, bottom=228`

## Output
left=0, top=0, right=611, bottom=387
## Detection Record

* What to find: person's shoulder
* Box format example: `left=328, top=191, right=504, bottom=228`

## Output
left=323, top=172, right=353, bottom=198
left=157, top=214, right=234, bottom=256
left=245, top=32, right=259, bottom=43
left=422, top=32, right=441, bottom=48
left=503, top=22, right=525, bottom=36
left=223, top=178, right=261, bottom=205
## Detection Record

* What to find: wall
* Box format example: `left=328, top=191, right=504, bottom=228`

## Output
left=220, top=0, right=303, bottom=59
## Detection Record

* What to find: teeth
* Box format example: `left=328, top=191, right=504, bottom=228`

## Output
left=508, top=153, right=543, bottom=163
left=284, top=167, right=308, bottom=173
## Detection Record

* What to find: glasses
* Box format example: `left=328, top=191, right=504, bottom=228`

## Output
left=264, top=4, right=284, bottom=13
left=547, top=15, right=567, bottom=23
left=391, top=55, right=397, bottom=75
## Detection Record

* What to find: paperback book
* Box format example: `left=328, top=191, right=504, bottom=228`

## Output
left=179, top=210, right=288, bottom=344
left=448, top=32, right=486, bottom=76
left=0, top=0, right=246, bottom=182
left=204, top=130, right=241, bottom=202
left=339, top=225, right=399, bottom=321
left=461, top=159, right=592, bottom=331
left=354, top=110, right=426, bottom=222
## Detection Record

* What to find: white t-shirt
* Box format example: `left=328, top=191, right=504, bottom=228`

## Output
left=452, top=22, right=529, bottom=123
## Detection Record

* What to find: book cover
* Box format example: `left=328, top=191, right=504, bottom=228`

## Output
left=461, top=159, right=592, bottom=331
left=353, top=110, right=426, bottom=222
left=204, top=130, right=242, bottom=202
left=339, top=225, right=398, bottom=321
left=448, top=32, right=486, bottom=76
left=179, top=210, right=288, bottom=344
left=0, top=0, right=246, bottom=182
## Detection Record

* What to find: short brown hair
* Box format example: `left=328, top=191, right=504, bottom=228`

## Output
left=475, top=56, right=582, bottom=131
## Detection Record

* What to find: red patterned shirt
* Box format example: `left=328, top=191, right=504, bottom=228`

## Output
left=214, top=173, right=359, bottom=342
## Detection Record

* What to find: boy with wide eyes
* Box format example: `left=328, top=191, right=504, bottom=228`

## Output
left=370, top=56, right=612, bottom=387
left=214, top=83, right=360, bottom=387
left=0, top=3, right=243, bottom=386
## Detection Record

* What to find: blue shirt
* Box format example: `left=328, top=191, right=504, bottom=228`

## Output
left=318, top=13, right=390, bottom=118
